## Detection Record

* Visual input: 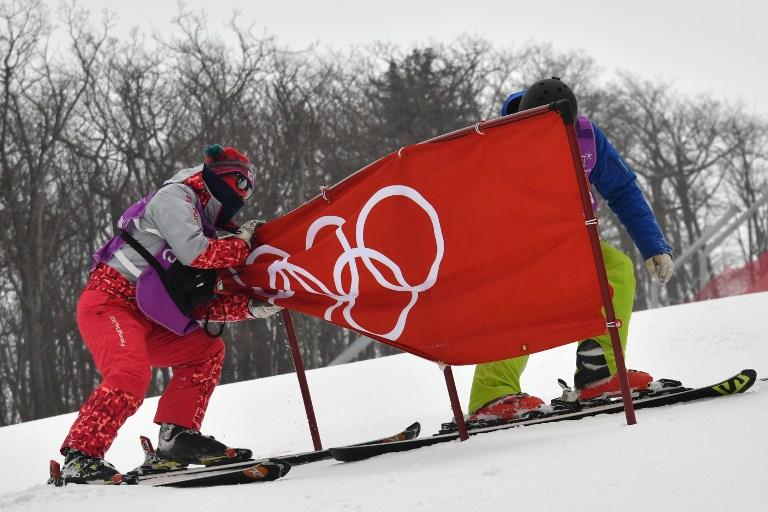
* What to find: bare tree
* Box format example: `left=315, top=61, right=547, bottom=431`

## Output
left=0, top=0, right=107, bottom=419
left=722, top=114, right=768, bottom=262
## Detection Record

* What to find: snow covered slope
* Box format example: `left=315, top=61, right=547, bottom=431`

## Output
left=1, top=292, right=767, bottom=511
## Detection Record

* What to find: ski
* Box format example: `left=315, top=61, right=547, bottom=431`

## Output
left=48, top=422, right=421, bottom=487
left=131, top=421, right=419, bottom=486
left=129, top=458, right=290, bottom=487
left=330, top=369, right=758, bottom=463
left=46, top=451, right=286, bottom=487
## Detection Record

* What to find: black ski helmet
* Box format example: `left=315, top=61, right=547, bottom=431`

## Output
left=518, top=77, right=578, bottom=118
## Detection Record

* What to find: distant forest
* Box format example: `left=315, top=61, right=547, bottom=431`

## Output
left=1, top=0, right=766, bottom=425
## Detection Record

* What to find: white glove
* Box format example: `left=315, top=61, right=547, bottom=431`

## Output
left=231, top=220, right=263, bottom=248
left=247, top=298, right=283, bottom=319
left=645, top=253, right=674, bottom=285
left=240, top=219, right=266, bottom=230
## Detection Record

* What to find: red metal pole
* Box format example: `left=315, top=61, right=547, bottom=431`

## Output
left=443, top=366, right=469, bottom=441
left=282, top=309, right=324, bottom=450
left=560, top=106, right=637, bottom=426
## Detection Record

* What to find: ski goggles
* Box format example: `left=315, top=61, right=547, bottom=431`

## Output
left=207, top=160, right=254, bottom=200
left=221, top=171, right=253, bottom=200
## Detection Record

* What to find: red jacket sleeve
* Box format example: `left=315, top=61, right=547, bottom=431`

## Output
left=193, top=294, right=252, bottom=322
left=190, top=238, right=250, bottom=269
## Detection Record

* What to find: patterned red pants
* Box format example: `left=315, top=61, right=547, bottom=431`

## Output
left=61, top=290, right=225, bottom=458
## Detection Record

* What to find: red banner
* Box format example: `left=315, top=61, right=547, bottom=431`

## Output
left=223, top=110, right=607, bottom=365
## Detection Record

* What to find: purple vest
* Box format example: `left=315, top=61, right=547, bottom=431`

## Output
left=575, top=115, right=597, bottom=210
left=92, top=187, right=217, bottom=335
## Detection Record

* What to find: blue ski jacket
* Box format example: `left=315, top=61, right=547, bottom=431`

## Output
left=590, top=123, right=673, bottom=260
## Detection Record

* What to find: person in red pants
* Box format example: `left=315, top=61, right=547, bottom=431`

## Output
left=60, top=145, right=281, bottom=484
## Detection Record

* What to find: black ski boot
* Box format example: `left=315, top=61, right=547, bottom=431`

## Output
left=61, top=449, right=124, bottom=484
left=155, top=423, right=252, bottom=466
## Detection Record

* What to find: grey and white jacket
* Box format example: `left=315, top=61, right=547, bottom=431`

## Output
left=106, top=167, right=231, bottom=282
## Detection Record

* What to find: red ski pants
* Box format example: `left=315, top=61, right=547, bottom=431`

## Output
left=62, top=290, right=225, bottom=457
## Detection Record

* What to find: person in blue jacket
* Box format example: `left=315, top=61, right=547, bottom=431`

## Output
left=468, top=77, right=675, bottom=423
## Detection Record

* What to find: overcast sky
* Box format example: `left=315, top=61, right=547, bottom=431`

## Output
left=66, top=0, right=767, bottom=116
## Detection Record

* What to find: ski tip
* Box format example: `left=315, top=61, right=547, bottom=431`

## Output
left=274, top=460, right=292, bottom=478
left=738, top=369, right=758, bottom=392
left=405, top=422, right=421, bottom=439
left=710, top=369, right=758, bottom=396
left=241, top=460, right=291, bottom=482
left=741, top=369, right=757, bottom=379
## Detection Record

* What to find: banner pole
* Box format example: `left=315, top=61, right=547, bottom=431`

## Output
left=282, top=309, right=324, bottom=449
left=556, top=100, right=637, bottom=426
left=443, top=365, right=469, bottom=441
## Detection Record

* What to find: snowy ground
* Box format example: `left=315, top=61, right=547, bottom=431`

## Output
left=1, top=292, right=767, bottom=511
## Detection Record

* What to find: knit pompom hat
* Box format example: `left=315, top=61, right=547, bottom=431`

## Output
left=203, top=144, right=254, bottom=190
